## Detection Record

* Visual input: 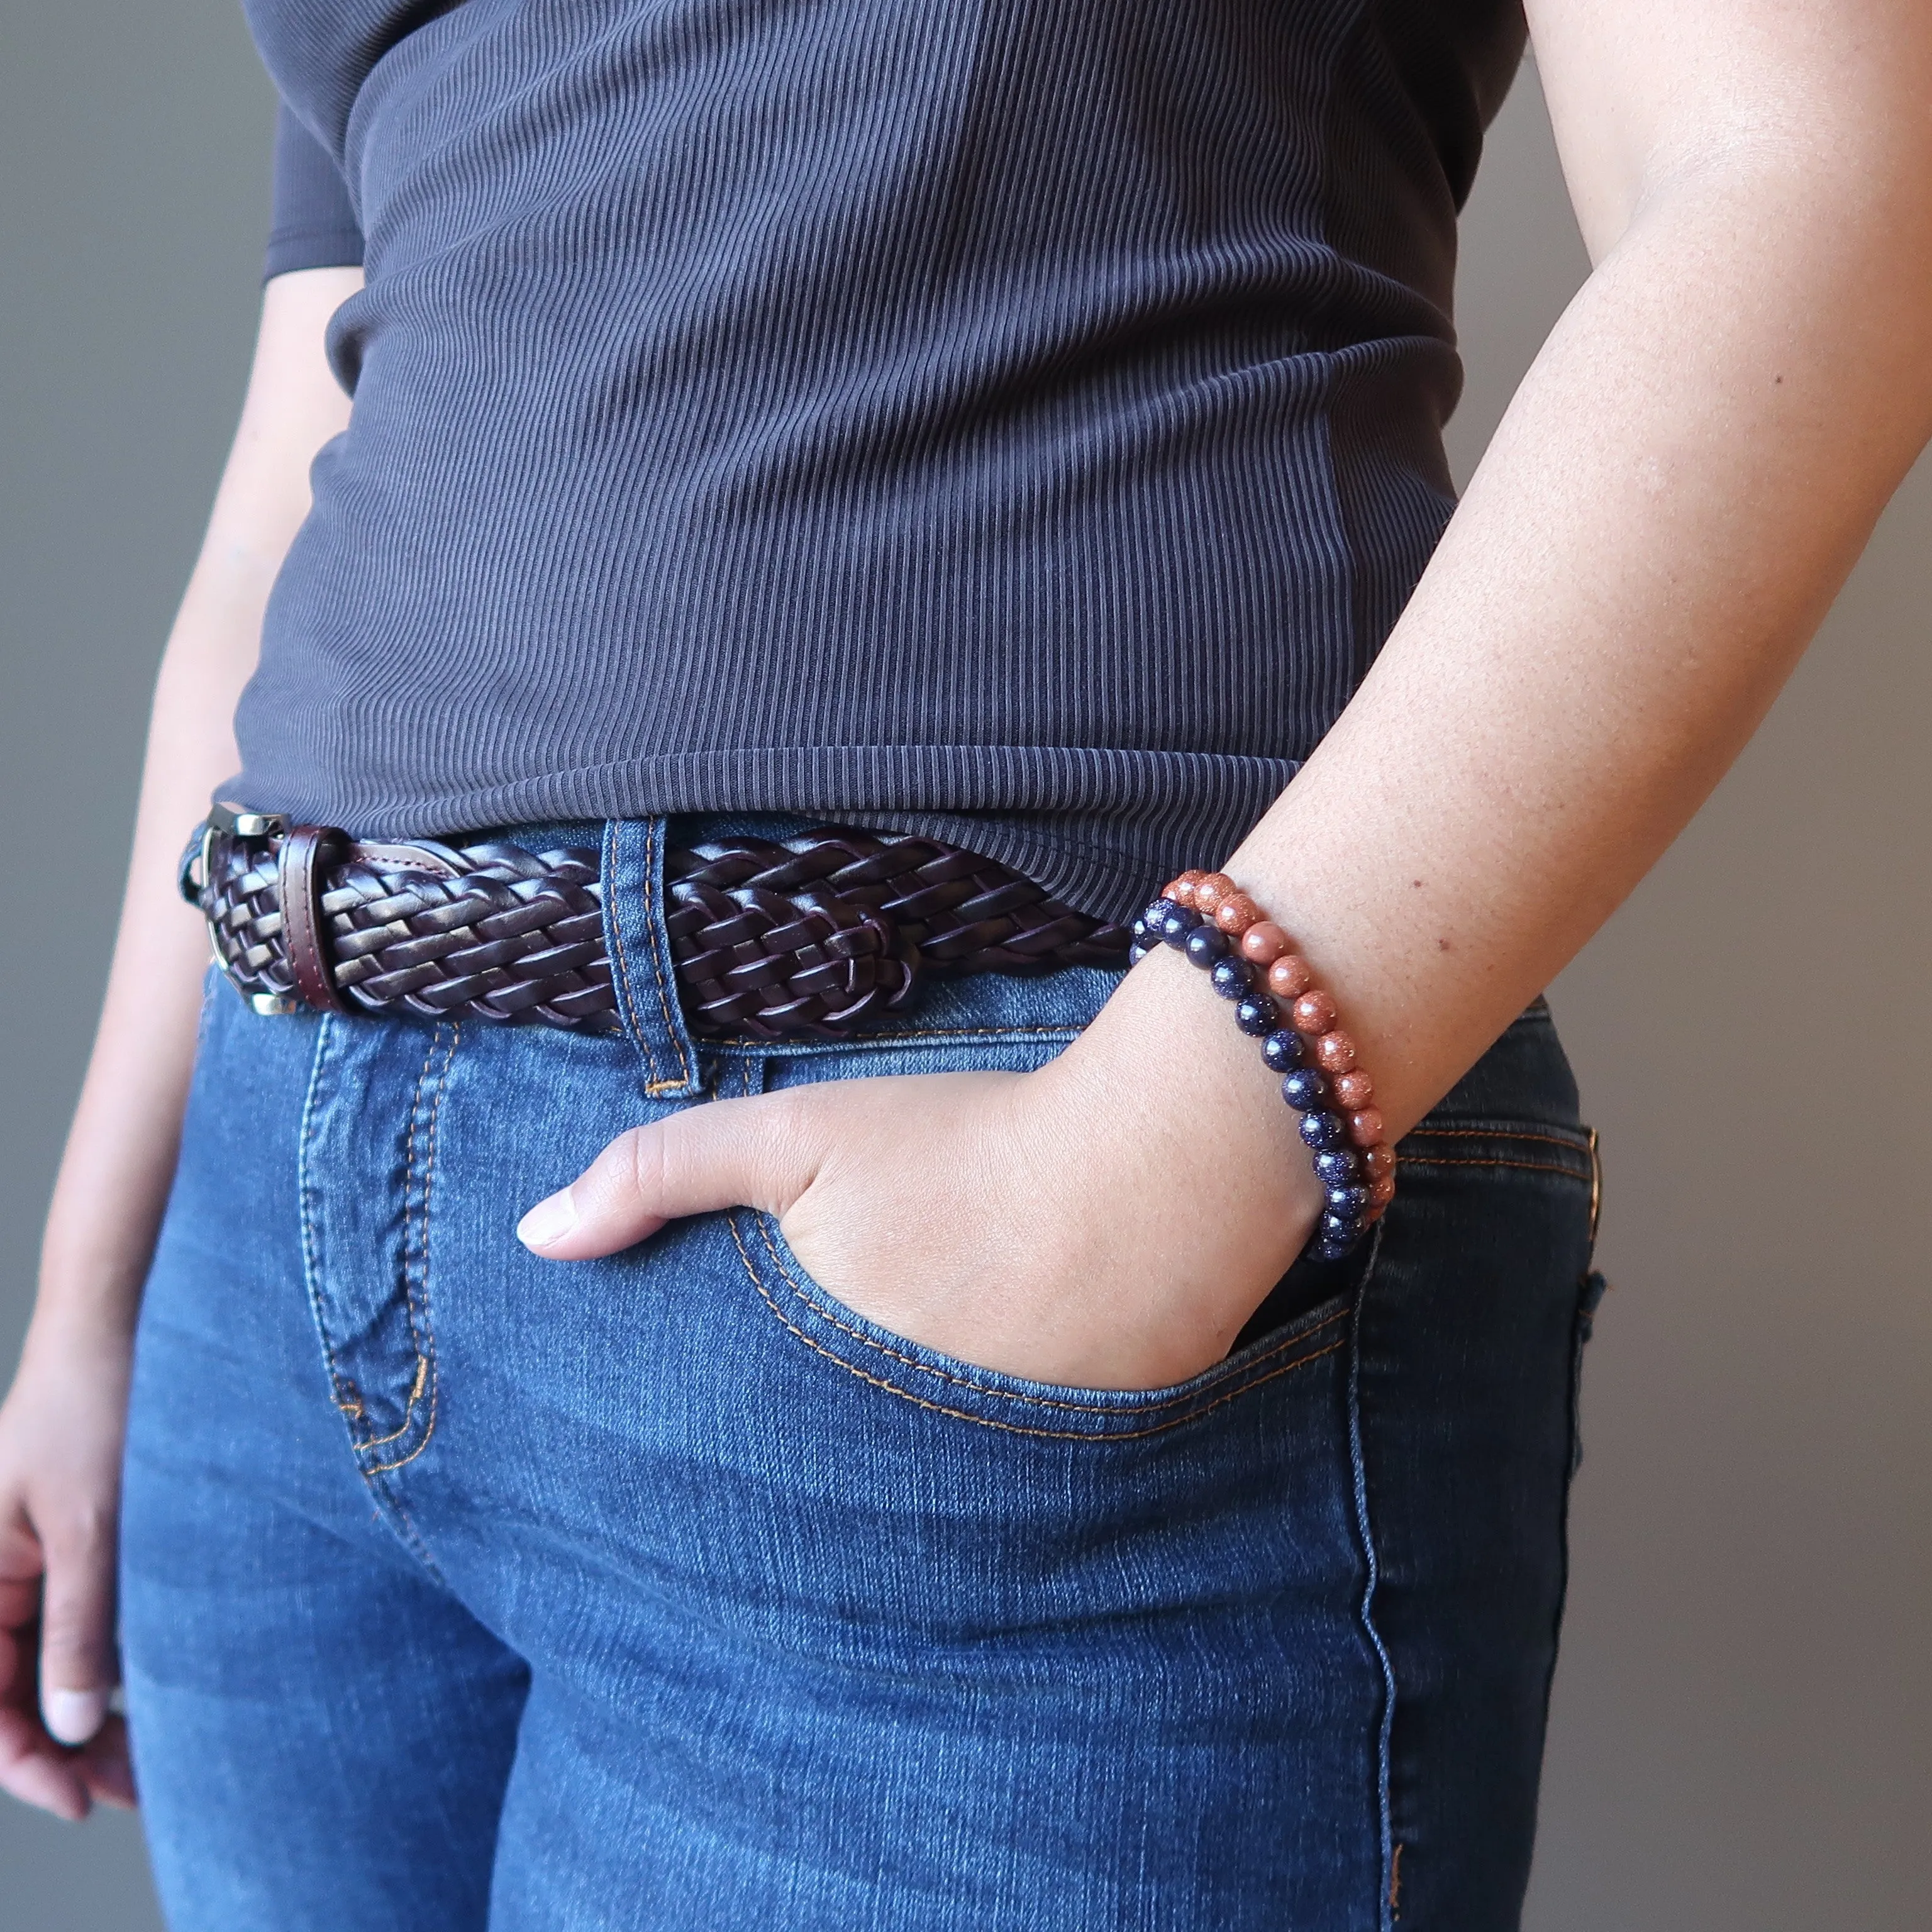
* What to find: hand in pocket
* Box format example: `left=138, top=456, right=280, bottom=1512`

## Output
left=516, top=1027, right=1326, bottom=1391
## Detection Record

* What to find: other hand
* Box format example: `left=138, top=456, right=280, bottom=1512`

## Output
left=0, top=1318, right=138, bottom=1821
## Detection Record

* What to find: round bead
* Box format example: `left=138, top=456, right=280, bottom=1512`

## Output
left=1291, top=989, right=1338, bottom=1035
left=1331, top=1069, right=1374, bottom=1111
left=1214, top=891, right=1262, bottom=935
left=1298, top=1109, right=1348, bottom=1152
left=1313, top=1030, right=1357, bottom=1074
left=1165, top=870, right=1208, bottom=908
left=1363, top=1143, right=1397, bottom=1180
left=1346, top=1108, right=1385, bottom=1148
left=1326, top=1183, right=1372, bottom=1218
left=1321, top=1209, right=1364, bottom=1240
left=1280, top=1067, right=1329, bottom=1113
left=1239, top=920, right=1291, bottom=964
left=1193, top=872, right=1236, bottom=918
left=1311, top=1236, right=1356, bottom=1263
left=1209, top=957, right=1252, bottom=1001
left=1314, top=1148, right=1364, bottom=1185
left=1184, top=924, right=1231, bottom=969
left=1142, top=897, right=1175, bottom=930
left=1261, top=1029, right=1306, bottom=1074
left=1128, top=941, right=1153, bottom=964
left=1235, top=994, right=1279, bottom=1038
left=1368, top=1172, right=1397, bottom=1208
left=1157, top=903, right=1201, bottom=947
left=1267, top=954, right=1315, bottom=1000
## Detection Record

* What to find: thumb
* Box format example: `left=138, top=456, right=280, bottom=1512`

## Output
left=516, top=1091, right=826, bottom=1260
left=38, top=1515, right=118, bottom=1748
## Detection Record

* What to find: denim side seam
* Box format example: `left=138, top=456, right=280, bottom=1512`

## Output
left=1344, top=1224, right=1401, bottom=1932
left=729, top=1211, right=1349, bottom=1441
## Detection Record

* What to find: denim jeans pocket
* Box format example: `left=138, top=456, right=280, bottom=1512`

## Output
left=731, top=1204, right=1355, bottom=1443
left=729, top=1023, right=1355, bottom=1442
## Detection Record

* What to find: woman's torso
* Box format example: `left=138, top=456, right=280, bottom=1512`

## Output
left=234, top=0, right=1526, bottom=918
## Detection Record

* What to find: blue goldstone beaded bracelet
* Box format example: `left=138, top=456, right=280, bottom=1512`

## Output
left=1131, top=880, right=1393, bottom=1261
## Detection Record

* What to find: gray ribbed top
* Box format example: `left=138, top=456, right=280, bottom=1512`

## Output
left=234, top=0, right=1524, bottom=919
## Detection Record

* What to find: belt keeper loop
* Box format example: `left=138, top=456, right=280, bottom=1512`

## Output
left=279, top=826, right=348, bottom=1013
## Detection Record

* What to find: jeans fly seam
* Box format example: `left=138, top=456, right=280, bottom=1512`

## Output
left=1343, top=1223, right=1399, bottom=1932
left=347, top=1023, right=441, bottom=1453
left=347, top=1025, right=440, bottom=1449
left=362, top=1023, right=455, bottom=1477
left=730, top=1213, right=1345, bottom=1440
left=296, top=1015, right=357, bottom=1419
left=362, top=1487, right=447, bottom=1582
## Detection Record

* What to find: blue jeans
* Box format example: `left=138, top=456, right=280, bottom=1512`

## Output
left=121, top=816, right=1601, bottom=1930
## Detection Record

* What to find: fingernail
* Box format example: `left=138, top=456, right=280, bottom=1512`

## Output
left=43, top=1688, right=108, bottom=1746
left=516, top=1189, right=578, bottom=1250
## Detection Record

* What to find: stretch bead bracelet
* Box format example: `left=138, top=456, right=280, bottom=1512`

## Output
left=1128, top=870, right=1396, bottom=1261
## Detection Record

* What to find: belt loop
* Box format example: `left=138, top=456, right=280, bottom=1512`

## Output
left=601, top=818, right=702, bottom=1097
left=279, top=825, right=349, bottom=1014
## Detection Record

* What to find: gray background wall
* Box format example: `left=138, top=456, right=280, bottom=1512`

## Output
left=1, top=6, right=1926, bottom=1926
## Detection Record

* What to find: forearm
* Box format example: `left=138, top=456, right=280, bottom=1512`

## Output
left=30, top=268, right=359, bottom=1348
left=36, top=621, right=257, bottom=1340
left=1067, top=144, right=1932, bottom=1253
left=1250, top=152, right=1929, bottom=1130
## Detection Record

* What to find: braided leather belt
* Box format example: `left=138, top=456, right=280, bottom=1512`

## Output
left=181, top=807, right=1131, bottom=1041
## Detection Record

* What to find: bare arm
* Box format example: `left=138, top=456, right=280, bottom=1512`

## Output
left=531, top=0, right=1932, bottom=1384
left=0, top=266, right=357, bottom=1820
left=1189, top=0, right=1932, bottom=1141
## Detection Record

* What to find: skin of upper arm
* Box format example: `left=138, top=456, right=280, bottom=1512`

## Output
left=1526, top=0, right=1932, bottom=265
left=143, top=265, right=362, bottom=789
left=199, top=266, right=362, bottom=594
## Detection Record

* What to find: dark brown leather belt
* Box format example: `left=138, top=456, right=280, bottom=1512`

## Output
left=181, top=807, right=1131, bottom=1041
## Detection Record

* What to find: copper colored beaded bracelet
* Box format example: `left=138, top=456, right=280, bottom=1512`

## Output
left=1129, top=870, right=1396, bottom=1261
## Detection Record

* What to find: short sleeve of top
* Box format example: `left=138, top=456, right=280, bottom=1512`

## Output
left=264, top=103, right=364, bottom=280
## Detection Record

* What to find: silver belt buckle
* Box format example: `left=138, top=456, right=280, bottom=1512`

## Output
left=196, top=803, right=300, bottom=1016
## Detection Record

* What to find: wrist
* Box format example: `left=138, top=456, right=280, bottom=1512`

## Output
left=1046, top=943, right=1326, bottom=1287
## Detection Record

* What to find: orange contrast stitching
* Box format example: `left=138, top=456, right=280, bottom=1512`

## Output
left=351, top=1355, right=425, bottom=1446
left=1392, top=1155, right=1587, bottom=1180
left=750, top=1214, right=1349, bottom=1416
left=1401, top=1125, right=1591, bottom=1155
left=730, top=1216, right=1346, bottom=1440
